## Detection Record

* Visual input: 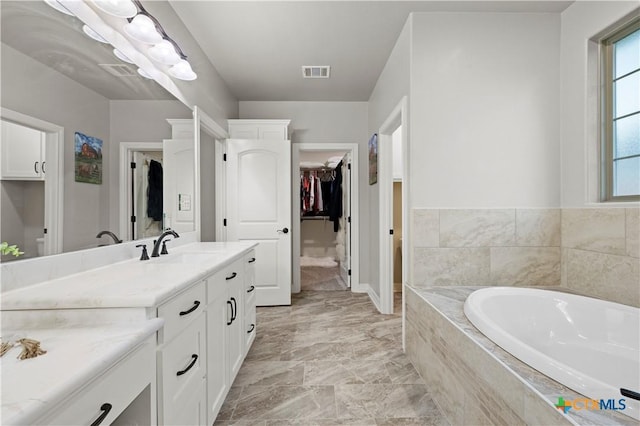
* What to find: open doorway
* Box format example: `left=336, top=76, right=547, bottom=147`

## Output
left=378, top=97, right=408, bottom=315
left=292, top=143, right=360, bottom=294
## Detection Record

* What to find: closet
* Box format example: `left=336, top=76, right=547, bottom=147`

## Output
left=299, top=153, right=349, bottom=291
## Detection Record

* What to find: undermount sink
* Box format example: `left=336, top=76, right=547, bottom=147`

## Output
left=155, top=252, right=218, bottom=264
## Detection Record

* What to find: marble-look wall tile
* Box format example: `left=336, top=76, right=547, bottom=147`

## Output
left=566, top=249, right=640, bottom=307
left=562, top=208, right=626, bottom=255
left=490, top=247, right=561, bottom=286
left=413, top=248, right=490, bottom=286
left=439, top=209, right=515, bottom=247
left=627, top=208, right=640, bottom=258
left=515, top=209, right=561, bottom=247
left=412, top=209, right=439, bottom=247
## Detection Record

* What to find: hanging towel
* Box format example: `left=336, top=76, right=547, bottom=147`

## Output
left=147, top=159, right=163, bottom=221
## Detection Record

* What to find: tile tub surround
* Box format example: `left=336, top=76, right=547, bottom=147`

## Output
left=215, top=291, right=448, bottom=425
left=412, top=209, right=561, bottom=287
left=405, top=286, right=637, bottom=426
left=562, top=208, right=640, bottom=307
left=411, top=207, right=640, bottom=307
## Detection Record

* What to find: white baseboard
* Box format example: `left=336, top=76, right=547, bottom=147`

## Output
left=350, top=281, right=369, bottom=294
left=367, top=286, right=382, bottom=313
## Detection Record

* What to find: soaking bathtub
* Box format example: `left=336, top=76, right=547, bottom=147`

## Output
left=464, top=287, right=640, bottom=422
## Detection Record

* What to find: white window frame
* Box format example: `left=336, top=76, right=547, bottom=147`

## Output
left=601, top=20, right=640, bottom=202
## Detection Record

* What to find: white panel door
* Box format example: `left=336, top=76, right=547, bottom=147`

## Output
left=226, top=139, right=291, bottom=306
left=163, top=139, right=194, bottom=233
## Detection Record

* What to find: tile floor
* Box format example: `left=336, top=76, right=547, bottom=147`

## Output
left=214, top=290, right=449, bottom=425
left=300, top=266, right=348, bottom=291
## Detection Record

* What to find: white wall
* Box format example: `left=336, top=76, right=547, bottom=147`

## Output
left=0, top=181, right=43, bottom=259
left=1, top=44, right=111, bottom=252
left=239, top=101, right=370, bottom=283
left=410, top=12, right=561, bottom=209
left=367, top=18, right=411, bottom=297
left=560, top=1, right=640, bottom=207
left=107, top=100, right=192, bottom=233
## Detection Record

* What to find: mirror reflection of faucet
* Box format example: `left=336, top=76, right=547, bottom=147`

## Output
left=96, top=231, right=122, bottom=244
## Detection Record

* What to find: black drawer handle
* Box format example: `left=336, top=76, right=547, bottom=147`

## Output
left=179, top=300, right=201, bottom=316
left=226, top=300, right=233, bottom=325
left=248, top=257, right=256, bottom=263
left=42, top=161, right=46, bottom=174
left=231, top=297, right=237, bottom=321
left=247, top=323, right=255, bottom=334
left=34, top=161, right=39, bottom=173
left=247, top=285, right=255, bottom=293
left=621, top=388, right=640, bottom=401
left=90, top=403, right=113, bottom=426
left=176, top=354, right=198, bottom=376
left=226, top=272, right=237, bottom=280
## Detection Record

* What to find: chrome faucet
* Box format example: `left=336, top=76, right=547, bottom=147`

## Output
left=96, top=230, right=122, bottom=244
left=151, top=229, right=179, bottom=257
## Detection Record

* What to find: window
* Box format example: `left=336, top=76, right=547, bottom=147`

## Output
left=602, top=21, right=640, bottom=201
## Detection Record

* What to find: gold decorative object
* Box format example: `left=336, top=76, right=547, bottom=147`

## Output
left=0, top=340, right=14, bottom=357
left=17, top=338, right=47, bottom=360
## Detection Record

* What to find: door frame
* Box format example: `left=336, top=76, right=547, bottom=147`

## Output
left=194, top=106, right=228, bottom=241
left=378, top=97, right=409, bottom=314
left=118, top=142, right=163, bottom=241
left=292, top=143, right=360, bottom=294
left=1, top=108, right=64, bottom=255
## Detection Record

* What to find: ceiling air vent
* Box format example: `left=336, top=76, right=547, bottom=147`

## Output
left=99, top=63, right=137, bottom=77
left=302, top=66, right=330, bottom=79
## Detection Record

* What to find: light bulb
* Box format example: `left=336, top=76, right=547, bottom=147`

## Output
left=148, top=39, right=180, bottom=66
left=82, top=25, right=109, bottom=44
left=113, top=49, right=134, bottom=64
left=44, top=0, right=74, bottom=16
left=123, top=14, right=162, bottom=44
left=169, top=59, right=197, bottom=81
left=91, top=0, right=137, bottom=19
left=137, top=68, right=154, bottom=79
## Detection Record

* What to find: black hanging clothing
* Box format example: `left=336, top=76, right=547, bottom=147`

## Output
left=321, top=181, right=332, bottom=215
left=147, top=160, right=163, bottom=221
left=329, top=161, right=343, bottom=232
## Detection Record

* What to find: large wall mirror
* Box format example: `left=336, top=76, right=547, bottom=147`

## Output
left=0, top=0, right=194, bottom=262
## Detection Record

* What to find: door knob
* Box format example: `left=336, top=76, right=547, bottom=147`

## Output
left=277, top=227, right=289, bottom=234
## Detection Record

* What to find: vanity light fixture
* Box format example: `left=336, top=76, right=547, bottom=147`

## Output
left=82, top=25, right=109, bottom=43
left=147, top=39, right=180, bottom=65
left=44, top=0, right=74, bottom=16
left=137, top=67, right=154, bottom=79
left=168, top=59, right=197, bottom=81
left=113, top=48, right=134, bottom=64
left=123, top=13, right=162, bottom=44
left=90, top=0, right=137, bottom=19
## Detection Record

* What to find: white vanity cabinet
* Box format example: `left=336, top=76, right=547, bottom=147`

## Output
left=156, top=282, right=207, bottom=425
left=205, top=257, right=245, bottom=425
left=43, top=338, right=156, bottom=426
left=0, top=119, right=46, bottom=180
left=228, top=119, right=290, bottom=140
left=244, top=250, right=257, bottom=351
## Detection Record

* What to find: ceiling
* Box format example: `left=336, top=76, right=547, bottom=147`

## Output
left=170, top=1, right=573, bottom=102
left=0, top=1, right=573, bottom=103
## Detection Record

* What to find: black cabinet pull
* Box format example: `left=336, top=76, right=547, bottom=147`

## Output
left=231, top=297, right=237, bottom=321
left=226, top=300, right=233, bottom=325
left=248, top=257, right=256, bottom=263
left=90, top=403, right=112, bottom=426
left=247, top=323, right=255, bottom=334
left=247, top=285, right=255, bottom=293
left=226, top=272, right=237, bottom=280
left=621, top=388, right=640, bottom=401
left=176, top=354, right=198, bottom=376
left=34, top=161, right=39, bottom=174
left=42, top=161, right=46, bottom=174
left=179, top=300, right=201, bottom=316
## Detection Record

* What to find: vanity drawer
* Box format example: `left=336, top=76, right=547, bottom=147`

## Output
left=244, top=301, right=256, bottom=353
left=44, top=337, right=154, bottom=426
left=158, top=313, right=206, bottom=424
left=206, top=260, right=243, bottom=305
left=158, top=282, right=205, bottom=343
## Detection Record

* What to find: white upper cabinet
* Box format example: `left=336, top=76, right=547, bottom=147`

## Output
left=1, top=120, right=46, bottom=180
left=228, top=119, right=291, bottom=140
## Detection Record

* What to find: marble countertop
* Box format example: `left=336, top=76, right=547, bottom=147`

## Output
left=1, top=241, right=257, bottom=310
left=0, top=318, right=164, bottom=425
